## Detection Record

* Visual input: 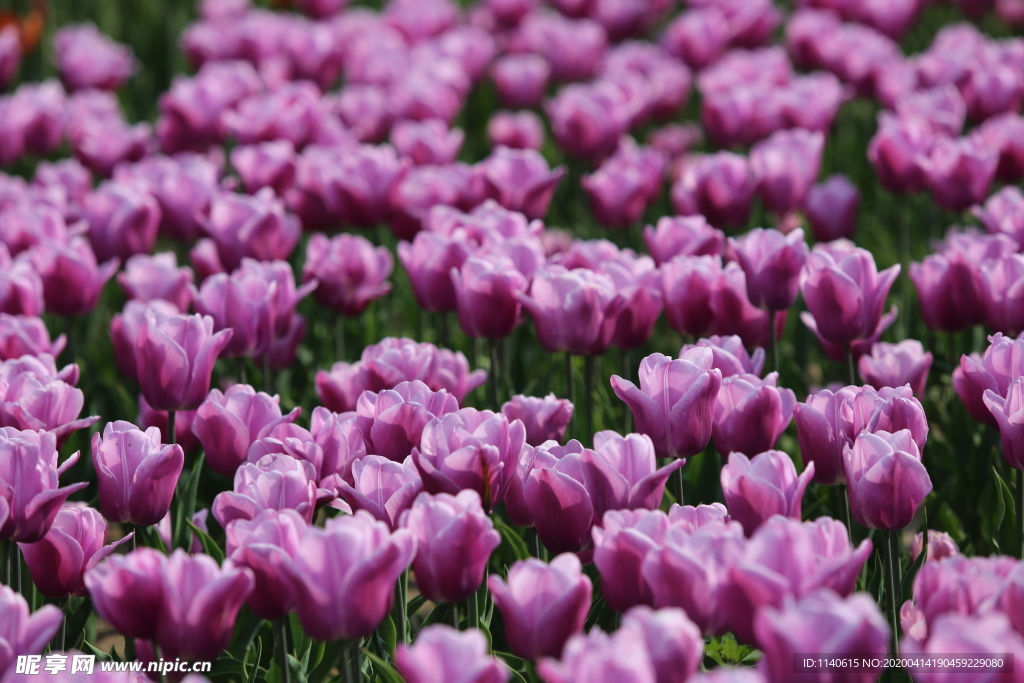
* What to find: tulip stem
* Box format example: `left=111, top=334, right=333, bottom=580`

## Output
left=673, top=466, right=684, bottom=506
left=342, top=640, right=356, bottom=683
left=584, top=355, right=596, bottom=445
left=468, top=590, right=480, bottom=631
left=440, top=313, right=450, bottom=349
left=393, top=570, right=408, bottom=646
left=167, top=410, right=176, bottom=447
left=0, top=540, right=7, bottom=587
left=60, top=598, right=67, bottom=651
left=489, top=338, right=502, bottom=409
left=846, top=346, right=857, bottom=387
left=882, top=529, right=900, bottom=660
left=768, top=312, right=779, bottom=374
left=837, top=485, right=853, bottom=542
left=274, top=619, right=290, bottom=683
left=565, top=353, right=575, bottom=437
left=262, top=353, right=272, bottom=394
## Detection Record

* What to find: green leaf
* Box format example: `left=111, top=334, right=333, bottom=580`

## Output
left=406, top=593, right=428, bottom=618
left=494, top=519, right=531, bottom=561
left=494, top=651, right=525, bottom=671
left=421, top=602, right=452, bottom=630
left=186, top=517, right=225, bottom=564
left=246, top=637, right=263, bottom=683
left=362, top=650, right=403, bottom=683
left=81, top=641, right=113, bottom=662
left=901, top=507, right=929, bottom=604
left=705, top=634, right=759, bottom=667
left=207, top=656, right=250, bottom=681
left=378, top=615, right=397, bottom=659
left=994, top=467, right=1017, bottom=553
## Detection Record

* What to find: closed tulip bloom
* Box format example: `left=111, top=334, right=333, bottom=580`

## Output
left=659, top=255, right=720, bottom=338
left=867, top=112, right=934, bottom=194
left=846, top=385, right=930, bottom=456
left=858, top=340, right=932, bottom=397
left=27, top=236, right=119, bottom=317
left=954, top=333, right=1024, bottom=426
left=0, top=355, right=78, bottom=388
left=617, top=607, right=704, bottom=683
left=522, top=441, right=596, bottom=553
left=592, top=509, right=670, bottom=612
left=303, top=233, right=392, bottom=317
left=110, top=300, right=178, bottom=383
left=19, top=502, right=131, bottom=598
left=452, top=255, right=529, bottom=340
left=582, top=143, right=666, bottom=229
left=54, top=23, right=135, bottom=91
left=682, top=335, right=764, bottom=379
left=643, top=215, right=724, bottom=267
left=803, top=175, right=859, bottom=243
left=973, top=186, right=1024, bottom=245
left=728, top=228, right=809, bottom=312
left=288, top=511, right=415, bottom=641
left=413, top=408, right=526, bottom=510
left=490, top=54, right=551, bottom=109
left=984, top=376, right=1024, bottom=470
left=538, top=625, right=656, bottom=683
left=488, top=110, right=545, bottom=151
left=391, top=119, right=464, bottom=166
left=978, top=254, right=1024, bottom=335
left=397, top=625, right=510, bottom=683
left=114, top=153, right=219, bottom=244
left=501, top=394, right=574, bottom=447
left=0, top=585, right=63, bottom=678
left=231, top=141, right=297, bottom=196
left=307, top=407, right=367, bottom=486
left=398, top=230, right=472, bottom=313
left=800, top=244, right=900, bottom=358
left=662, top=8, right=729, bottom=69
left=713, top=373, right=796, bottom=457
left=81, top=182, right=161, bottom=264
left=246, top=422, right=326, bottom=482
left=794, top=386, right=858, bottom=486
left=84, top=547, right=166, bottom=640
left=721, top=450, right=814, bottom=536
left=844, top=429, right=931, bottom=530
left=335, top=455, right=422, bottom=529
left=977, top=113, right=1024, bottom=182
left=667, top=502, right=731, bottom=531
left=117, top=252, right=193, bottom=311
left=489, top=554, right=592, bottom=660
left=0, top=26, right=19, bottom=90
left=388, top=164, right=473, bottom=241
left=749, top=130, right=824, bottom=216
left=671, top=152, right=756, bottom=229
left=611, top=350, right=722, bottom=459
left=895, top=86, right=966, bottom=137
left=518, top=265, right=626, bottom=356
left=137, top=311, right=232, bottom=411
left=723, top=516, right=873, bottom=643
left=641, top=521, right=747, bottom=634
left=201, top=189, right=301, bottom=273
left=91, top=421, right=184, bottom=527
left=0, top=247, right=44, bottom=317
left=756, top=590, right=889, bottom=683
left=399, top=490, right=500, bottom=603
left=923, top=135, right=999, bottom=212
left=584, top=431, right=683, bottom=520
left=356, top=381, right=460, bottom=461
left=225, top=509, right=306, bottom=620
left=910, top=530, right=960, bottom=563
left=0, top=370, right=99, bottom=445
left=903, top=613, right=1024, bottom=682
left=477, top=147, right=566, bottom=221
left=0, top=314, right=66, bottom=361
left=213, top=454, right=320, bottom=527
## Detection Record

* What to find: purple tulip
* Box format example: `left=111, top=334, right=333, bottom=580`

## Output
left=721, top=450, right=814, bottom=536
left=397, top=625, right=509, bottom=683
left=388, top=164, right=474, bottom=241
left=592, top=509, right=669, bottom=613
left=451, top=255, right=529, bottom=340
left=582, top=141, right=666, bottom=229
left=867, top=113, right=934, bottom=194
left=723, top=516, right=873, bottom=643
left=302, top=232, right=392, bottom=317
left=0, top=203, right=75, bottom=257
left=858, top=340, right=932, bottom=397
left=246, top=421, right=326, bottom=481
left=800, top=243, right=900, bottom=360
left=335, top=455, right=422, bottom=529
left=191, top=384, right=300, bottom=478
left=584, top=431, right=683, bottom=520
left=490, top=54, right=551, bottom=109
left=488, top=110, right=545, bottom=151
left=803, top=174, right=859, bottom=243
left=0, top=367, right=99, bottom=446
left=54, top=24, right=135, bottom=91
left=390, top=119, right=464, bottom=166
left=117, top=252, right=193, bottom=312
left=728, top=228, right=809, bottom=312
left=109, top=300, right=178, bottom=383
left=749, top=130, right=824, bottom=216
left=0, top=314, right=65, bottom=361
left=0, top=26, right=20, bottom=90
left=793, top=386, right=858, bottom=486
left=356, top=380, right=460, bottom=462
left=643, top=215, right=723, bottom=268
left=501, top=394, right=574, bottom=447
left=398, top=230, right=471, bottom=314
left=84, top=547, right=167, bottom=642
left=954, top=333, right=1024, bottom=426
left=611, top=350, right=722, bottom=459
left=0, top=585, right=62, bottom=679
left=521, top=440, right=596, bottom=553
left=681, top=335, right=764, bottom=379
left=712, top=373, right=796, bottom=457
left=903, top=613, right=1024, bottom=682
left=114, top=153, right=219, bottom=243
left=844, top=429, right=932, bottom=530
left=641, top=520, right=747, bottom=634
left=220, top=82, right=346, bottom=150
left=225, top=509, right=306, bottom=620
left=923, top=135, right=999, bottom=212
left=515, top=12, right=607, bottom=82
left=618, top=607, right=704, bottom=683
left=231, top=141, right=297, bottom=196
left=545, top=82, right=632, bottom=162
left=82, top=182, right=161, bottom=263
left=978, top=253, right=1024, bottom=335
left=756, top=590, right=889, bottom=682
left=903, top=554, right=1017, bottom=636
left=287, top=510, right=415, bottom=640
left=91, top=420, right=184, bottom=527
left=0, top=246, right=44, bottom=317
left=671, top=152, right=756, bottom=229
left=70, top=118, right=154, bottom=178
left=399, top=490, right=500, bottom=603
left=27, top=236, right=119, bottom=317
left=191, top=266, right=281, bottom=359
left=477, top=147, right=566, bottom=221
left=895, top=85, right=966, bottom=137
left=305, top=406, right=366, bottom=486
left=518, top=265, right=626, bottom=356
left=213, top=453, right=320, bottom=527
left=18, top=502, right=131, bottom=598
left=846, top=385, right=930, bottom=458
left=984, top=376, right=1024, bottom=470
left=977, top=113, right=1024, bottom=181
left=488, top=554, right=592, bottom=660
left=199, top=189, right=301, bottom=274
left=537, top=624, right=655, bottom=683
left=973, top=186, right=1024, bottom=245
left=910, top=530, right=960, bottom=563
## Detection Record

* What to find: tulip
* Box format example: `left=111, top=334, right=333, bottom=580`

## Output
left=844, top=429, right=932, bottom=530
left=803, top=175, right=859, bottom=243
left=0, top=247, right=44, bottom=317
left=224, top=508, right=307, bottom=620
left=0, top=203, right=76, bottom=257
left=0, top=370, right=99, bottom=445
left=800, top=243, right=900, bottom=361
left=545, top=83, right=632, bottom=162
left=413, top=408, right=526, bottom=510
left=117, top=252, right=193, bottom=311
left=670, top=152, right=756, bottom=228
left=501, top=394, right=573, bottom=447
left=592, top=509, right=669, bottom=612
left=922, top=135, right=999, bottom=212
left=399, top=490, right=500, bottom=603
left=641, top=521, right=747, bottom=634
left=584, top=431, right=683, bottom=520
left=721, top=450, right=814, bottom=536
left=200, top=189, right=301, bottom=273
left=288, top=511, right=416, bottom=641
left=488, top=110, right=545, bottom=151
left=110, top=302, right=176, bottom=386
left=54, top=23, right=135, bottom=91
left=793, top=386, right=858, bottom=486
left=537, top=625, right=656, bottom=683
left=723, top=516, right=873, bottom=643
left=391, top=119, right=464, bottom=166
left=521, top=440, right=596, bottom=553
left=712, top=373, right=796, bottom=457
left=910, top=530, right=960, bottom=563
left=220, top=82, right=344, bottom=149
left=666, top=502, right=731, bottom=531
left=0, top=314, right=66, bottom=361
left=977, top=113, right=1024, bottom=182
left=954, top=333, right=1024, bottom=426
left=903, top=613, right=1024, bottom=681
left=303, top=233, right=392, bottom=317
left=81, top=182, right=161, bottom=264
left=137, top=394, right=199, bottom=453
left=895, top=85, right=966, bottom=137
left=136, top=311, right=232, bottom=412
left=681, top=335, right=764, bottom=379
left=756, top=590, right=889, bottom=683
left=617, top=607, right=704, bottom=683
left=978, top=254, right=1024, bottom=335
left=611, top=350, right=722, bottom=459
left=396, top=625, right=510, bottom=683
left=728, top=228, right=808, bottom=313
left=114, top=153, right=219, bottom=243
left=191, top=385, right=300, bottom=477
left=973, top=185, right=1024, bottom=246
left=490, top=54, right=551, bottom=109
left=867, top=112, right=934, bottom=194
left=357, top=381, right=461, bottom=462
left=581, top=142, right=666, bottom=229
left=906, top=554, right=1017, bottom=633
left=18, top=503, right=131, bottom=598
left=398, top=230, right=472, bottom=314
left=984, top=376, right=1024, bottom=470
left=27, top=236, right=119, bottom=317
left=0, top=26, right=19, bottom=90
left=488, top=554, right=592, bottom=660
left=84, top=547, right=167, bottom=640
left=477, top=147, right=566, bottom=221
left=388, top=164, right=474, bottom=240
left=91, top=421, right=184, bottom=527
left=515, top=11, right=606, bottom=82
left=643, top=215, right=724, bottom=268
left=749, top=130, right=824, bottom=216
left=246, top=422, right=325, bottom=481
left=858, top=340, right=932, bottom=397
left=518, top=265, right=626, bottom=356
left=231, top=140, right=297, bottom=196
left=334, top=455, right=421, bottom=529
left=659, top=255, right=721, bottom=339
left=451, top=255, right=529, bottom=340
left=213, top=454, right=320, bottom=527
left=0, top=585, right=63, bottom=679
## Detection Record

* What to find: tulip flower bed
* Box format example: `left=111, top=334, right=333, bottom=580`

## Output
left=5, top=0, right=1024, bottom=681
